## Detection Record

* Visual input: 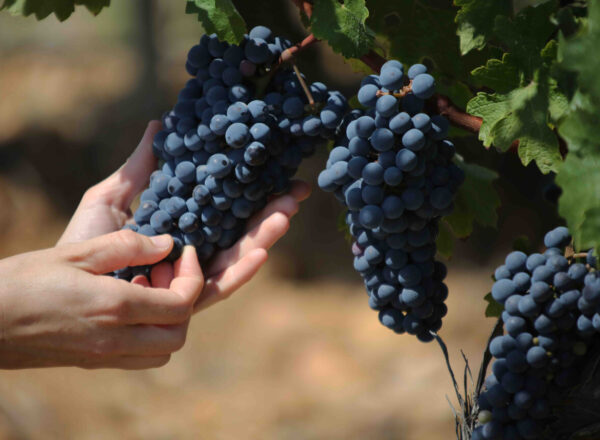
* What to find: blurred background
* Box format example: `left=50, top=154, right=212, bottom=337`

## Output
left=0, top=1, right=561, bottom=439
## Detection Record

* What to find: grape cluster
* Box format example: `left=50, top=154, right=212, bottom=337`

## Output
left=113, top=27, right=347, bottom=280
left=318, top=61, right=464, bottom=342
left=473, top=227, right=600, bottom=440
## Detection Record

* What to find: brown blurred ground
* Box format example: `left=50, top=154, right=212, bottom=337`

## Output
left=0, top=2, right=560, bottom=439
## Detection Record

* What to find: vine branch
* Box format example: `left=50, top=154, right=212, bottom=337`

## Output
left=278, top=34, right=319, bottom=64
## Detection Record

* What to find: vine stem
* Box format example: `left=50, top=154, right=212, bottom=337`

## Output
left=292, top=63, right=315, bottom=106
left=376, top=81, right=413, bottom=98
left=278, top=34, right=319, bottom=64
left=572, top=252, right=589, bottom=259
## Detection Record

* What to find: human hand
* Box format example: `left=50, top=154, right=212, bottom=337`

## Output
left=0, top=230, right=203, bottom=369
left=58, top=121, right=311, bottom=307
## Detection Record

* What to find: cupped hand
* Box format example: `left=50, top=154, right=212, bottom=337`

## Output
left=0, top=230, right=203, bottom=369
left=58, top=121, right=312, bottom=308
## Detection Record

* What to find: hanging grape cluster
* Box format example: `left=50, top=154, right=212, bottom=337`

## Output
left=473, top=227, right=600, bottom=440
left=318, top=61, right=465, bottom=342
left=113, top=26, right=348, bottom=280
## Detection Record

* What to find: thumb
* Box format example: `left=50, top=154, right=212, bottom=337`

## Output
left=170, top=246, right=204, bottom=305
left=95, top=120, right=162, bottom=211
left=62, top=230, right=173, bottom=275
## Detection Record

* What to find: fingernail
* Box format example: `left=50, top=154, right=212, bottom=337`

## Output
left=150, top=234, right=173, bottom=250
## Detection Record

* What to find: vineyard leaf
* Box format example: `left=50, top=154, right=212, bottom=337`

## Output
left=484, top=293, right=503, bottom=318
left=559, top=0, right=600, bottom=100
left=493, top=0, right=557, bottom=77
left=471, top=53, right=522, bottom=94
left=74, top=0, right=109, bottom=15
left=466, top=92, right=510, bottom=147
left=556, top=154, right=600, bottom=255
left=186, top=0, right=246, bottom=44
left=548, top=78, right=569, bottom=123
left=366, top=1, right=466, bottom=79
left=310, top=0, right=373, bottom=58
left=553, top=0, right=600, bottom=255
left=436, top=221, right=455, bottom=259
left=467, top=71, right=563, bottom=174
left=0, top=0, right=108, bottom=20
left=454, top=0, right=512, bottom=54
left=444, top=161, right=499, bottom=238
left=558, top=97, right=600, bottom=154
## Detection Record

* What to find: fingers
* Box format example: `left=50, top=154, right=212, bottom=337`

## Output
left=194, top=248, right=268, bottom=312
left=91, top=246, right=202, bottom=326
left=89, top=323, right=189, bottom=357
left=79, top=355, right=172, bottom=370
left=287, top=179, right=312, bottom=202
left=111, top=355, right=172, bottom=370
left=116, top=120, right=163, bottom=207
left=205, top=212, right=289, bottom=277
left=246, top=180, right=311, bottom=231
left=169, top=246, right=204, bottom=305
left=131, top=275, right=151, bottom=287
left=150, top=261, right=174, bottom=289
left=78, top=121, right=161, bottom=210
left=106, top=120, right=163, bottom=210
left=63, top=230, right=173, bottom=275
left=204, top=181, right=310, bottom=277
left=93, top=277, right=195, bottom=325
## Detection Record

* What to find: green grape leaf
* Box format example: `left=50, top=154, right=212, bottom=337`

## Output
left=74, top=0, right=108, bottom=15
left=484, top=293, right=503, bottom=318
left=558, top=96, right=600, bottom=154
left=454, top=0, right=512, bottom=54
left=559, top=0, right=600, bottom=100
left=467, top=70, right=563, bottom=174
left=0, top=0, right=109, bottom=20
left=310, top=0, right=373, bottom=58
left=556, top=0, right=600, bottom=257
left=436, top=221, right=455, bottom=259
left=493, top=0, right=557, bottom=77
left=345, top=57, right=375, bottom=76
left=556, top=154, right=600, bottom=256
left=471, top=53, right=522, bottom=94
left=367, top=1, right=465, bottom=78
left=186, top=0, right=246, bottom=44
left=444, top=160, right=500, bottom=238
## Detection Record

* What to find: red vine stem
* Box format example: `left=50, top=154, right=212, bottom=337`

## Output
left=291, top=0, right=313, bottom=17
left=279, top=34, right=319, bottom=64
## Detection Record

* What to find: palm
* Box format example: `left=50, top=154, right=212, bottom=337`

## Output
left=58, top=121, right=311, bottom=310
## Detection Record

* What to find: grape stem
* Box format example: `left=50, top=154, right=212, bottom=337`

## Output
left=376, top=81, right=413, bottom=99
left=292, top=63, right=315, bottom=106
left=572, top=252, right=589, bottom=259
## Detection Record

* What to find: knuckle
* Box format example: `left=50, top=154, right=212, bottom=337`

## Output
left=171, top=327, right=188, bottom=352
left=104, top=293, right=132, bottom=322
left=172, top=296, right=196, bottom=321
left=90, top=336, right=121, bottom=356
left=151, top=355, right=171, bottom=368
left=115, top=229, right=144, bottom=253
left=81, top=185, right=102, bottom=203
